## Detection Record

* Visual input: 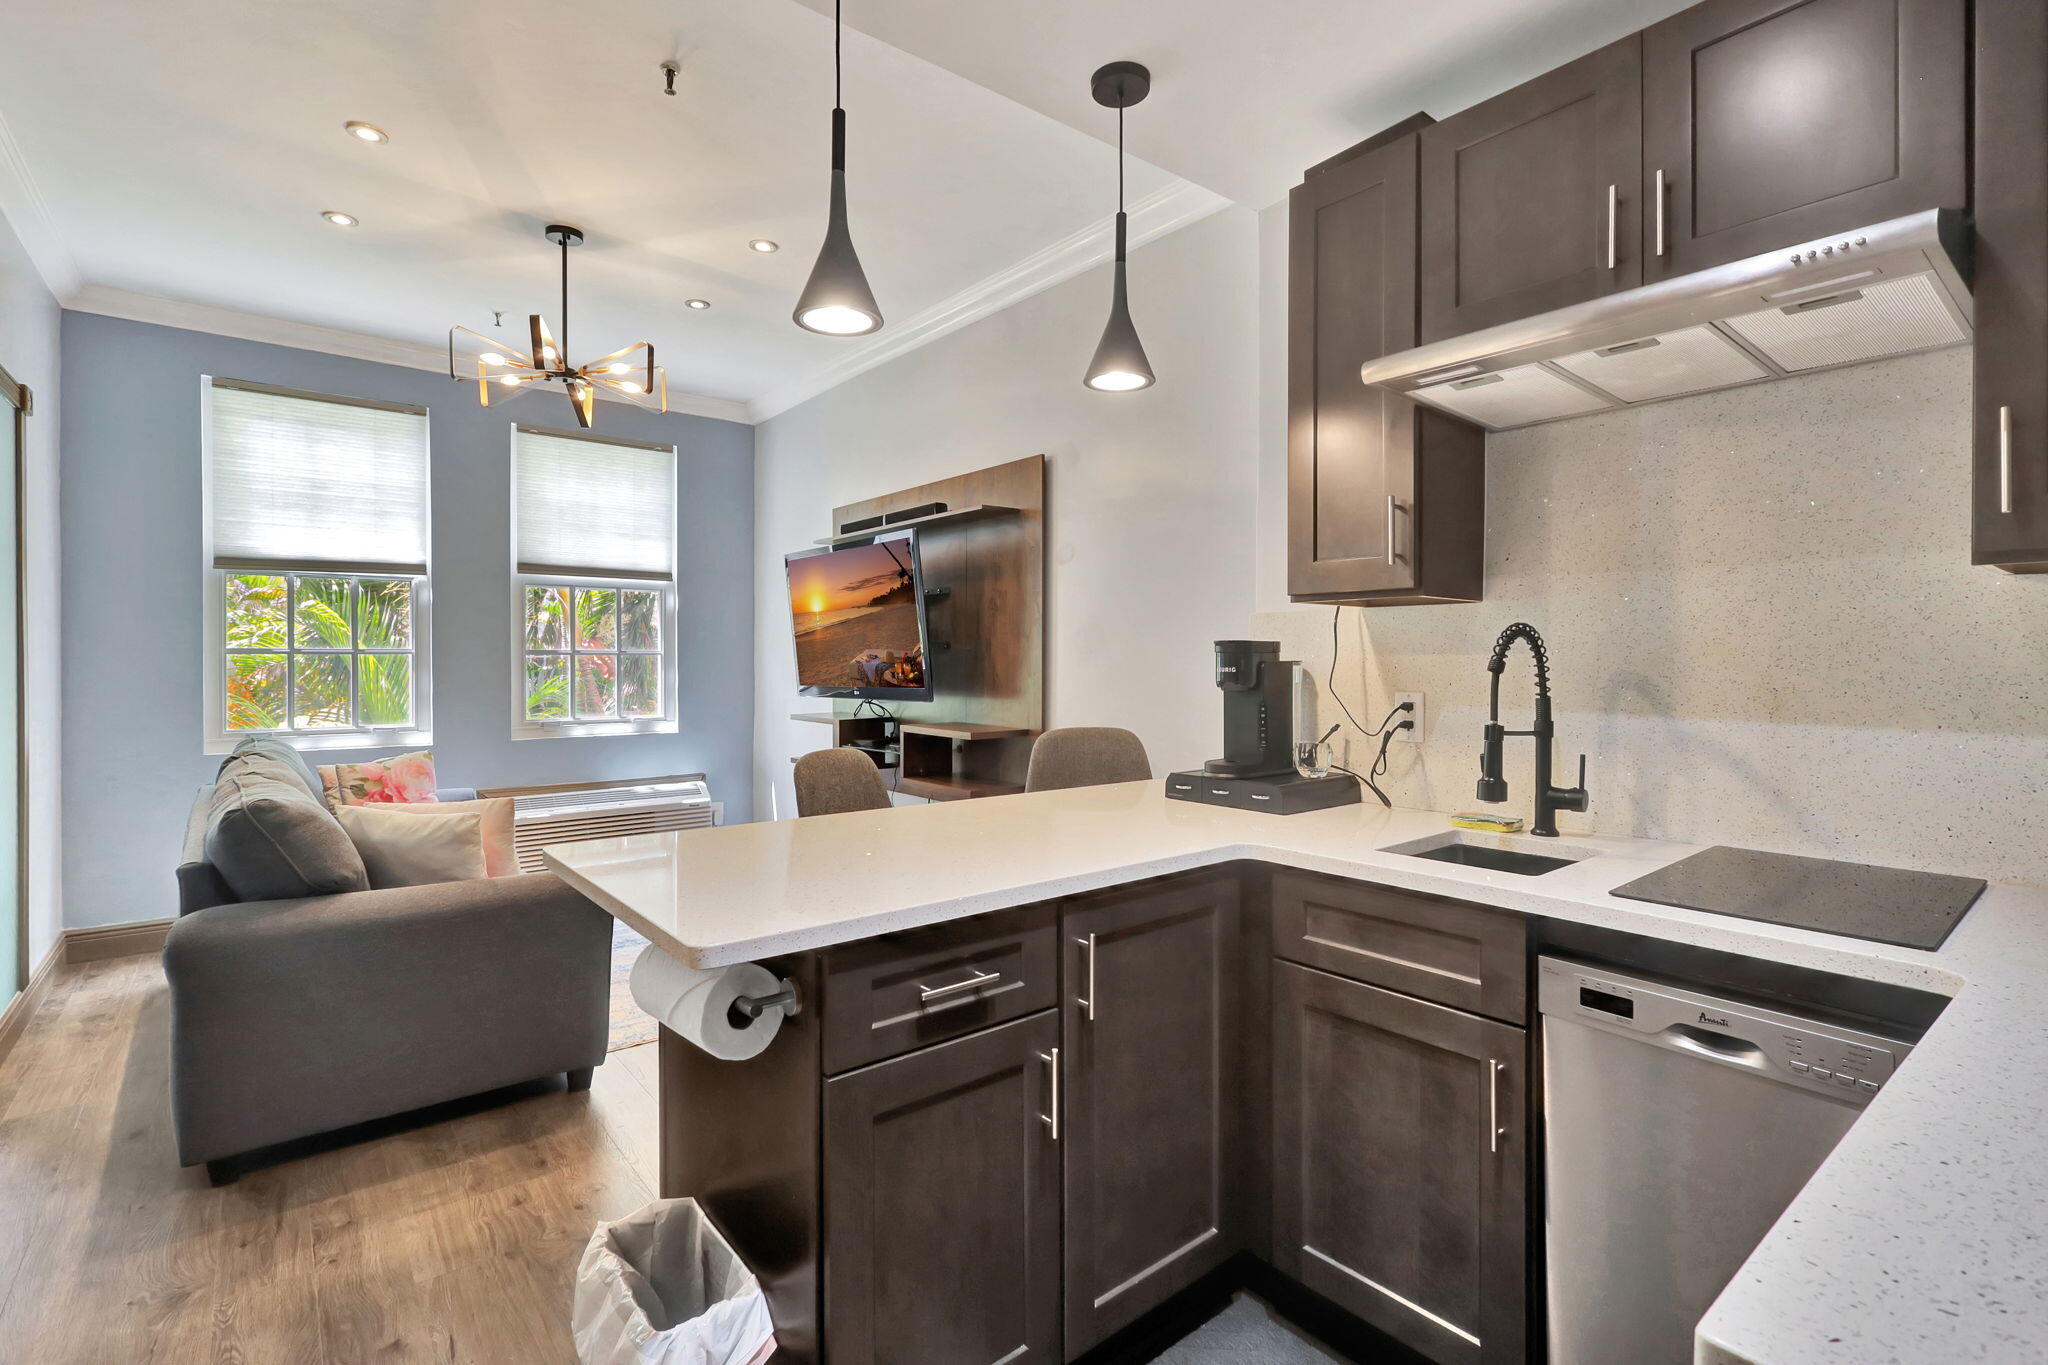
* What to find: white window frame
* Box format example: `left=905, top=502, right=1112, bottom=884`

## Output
left=201, top=378, right=435, bottom=755
left=509, top=425, right=679, bottom=741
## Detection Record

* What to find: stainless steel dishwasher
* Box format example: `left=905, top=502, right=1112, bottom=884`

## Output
left=1538, top=956, right=1914, bottom=1364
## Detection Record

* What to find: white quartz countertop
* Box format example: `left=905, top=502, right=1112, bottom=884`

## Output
left=543, top=783, right=2048, bottom=1365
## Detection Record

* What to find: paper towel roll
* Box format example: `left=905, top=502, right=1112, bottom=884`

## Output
left=629, top=946, right=788, bottom=1061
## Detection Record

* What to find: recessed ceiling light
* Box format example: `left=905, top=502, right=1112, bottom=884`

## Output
left=344, top=121, right=388, bottom=144
left=685, top=298, right=711, bottom=310
left=321, top=210, right=360, bottom=228
left=748, top=239, right=779, bottom=253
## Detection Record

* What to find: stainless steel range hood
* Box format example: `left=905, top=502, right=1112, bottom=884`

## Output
left=1360, top=210, right=1972, bottom=432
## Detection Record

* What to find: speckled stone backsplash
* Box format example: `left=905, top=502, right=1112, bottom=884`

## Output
left=1254, top=348, right=2048, bottom=889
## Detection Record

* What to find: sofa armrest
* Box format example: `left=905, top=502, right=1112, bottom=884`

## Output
left=435, top=787, right=479, bottom=802
left=163, top=872, right=611, bottom=1164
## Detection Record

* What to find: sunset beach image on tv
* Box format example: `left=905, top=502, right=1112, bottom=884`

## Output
left=786, top=534, right=930, bottom=696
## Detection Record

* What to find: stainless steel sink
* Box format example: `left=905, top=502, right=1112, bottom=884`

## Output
left=1379, top=831, right=1590, bottom=877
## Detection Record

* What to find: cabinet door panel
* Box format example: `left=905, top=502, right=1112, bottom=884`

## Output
left=1644, top=0, right=1966, bottom=280
left=1419, top=38, right=1643, bottom=343
left=823, top=1011, right=1061, bottom=1365
left=1061, top=878, right=1239, bottom=1356
left=1272, top=962, right=1526, bottom=1365
left=1288, top=136, right=1419, bottom=596
left=1973, top=0, right=2048, bottom=571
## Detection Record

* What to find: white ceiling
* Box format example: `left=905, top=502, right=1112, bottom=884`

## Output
left=0, top=0, right=1695, bottom=421
left=795, top=0, right=1698, bottom=209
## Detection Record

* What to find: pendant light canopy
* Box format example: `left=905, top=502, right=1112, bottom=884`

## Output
left=794, top=0, right=883, bottom=336
left=1084, top=61, right=1155, bottom=393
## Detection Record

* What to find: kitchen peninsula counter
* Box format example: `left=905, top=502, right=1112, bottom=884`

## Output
left=545, top=783, right=2048, bottom=1365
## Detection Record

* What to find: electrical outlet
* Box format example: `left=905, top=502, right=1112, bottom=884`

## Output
left=1393, top=692, right=1425, bottom=743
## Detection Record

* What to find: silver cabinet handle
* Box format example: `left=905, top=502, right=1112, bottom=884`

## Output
left=916, top=967, right=1000, bottom=1002
left=1654, top=169, right=1667, bottom=258
left=1038, top=1048, right=1060, bottom=1141
left=1488, top=1059, right=1505, bottom=1154
left=1384, top=494, right=1398, bottom=566
left=2000, top=405, right=2014, bottom=514
left=1075, top=933, right=1097, bottom=1022
left=1606, top=184, right=1618, bottom=270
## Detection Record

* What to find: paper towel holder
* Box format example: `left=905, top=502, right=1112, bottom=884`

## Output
left=729, top=978, right=803, bottom=1026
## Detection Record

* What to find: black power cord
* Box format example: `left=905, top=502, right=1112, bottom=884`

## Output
left=1326, top=608, right=1402, bottom=738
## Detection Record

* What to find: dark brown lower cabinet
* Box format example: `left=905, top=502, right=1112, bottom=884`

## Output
left=1060, top=878, right=1240, bottom=1357
left=1272, top=960, right=1527, bottom=1365
left=822, top=1010, right=1062, bottom=1365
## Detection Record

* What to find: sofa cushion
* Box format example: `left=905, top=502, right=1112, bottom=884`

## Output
left=221, top=736, right=324, bottom=803
left=319, top=749, right=440, bottom=809
left=354, top=796, right=518, bottom=877
left=205, top=770, right=370, bottom=902
left=336, top=804, right=488, bottom=888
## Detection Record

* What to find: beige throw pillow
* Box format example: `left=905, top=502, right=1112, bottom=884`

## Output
left=337, top=804, right=488, bottom=889
left=362, top=796, right=518, bottom=877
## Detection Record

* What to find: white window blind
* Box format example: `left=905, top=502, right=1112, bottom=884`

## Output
left=514, top=426, right=676, bottom=581
left=208, top=379, right=430, bottom=573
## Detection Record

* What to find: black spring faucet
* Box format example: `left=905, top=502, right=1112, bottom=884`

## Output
left=1477, top=623, right=1589, bottom=838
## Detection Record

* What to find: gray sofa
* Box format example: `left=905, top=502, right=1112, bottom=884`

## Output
left=165, top=739, right=611, bottom=1183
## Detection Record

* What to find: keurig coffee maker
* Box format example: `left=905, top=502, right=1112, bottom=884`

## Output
left=1165, top=641, right=1361, bottom=814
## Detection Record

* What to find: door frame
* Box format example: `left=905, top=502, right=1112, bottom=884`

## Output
left=0, top=361, right=26, bottom=993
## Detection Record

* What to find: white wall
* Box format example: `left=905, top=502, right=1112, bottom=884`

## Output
left=753, top=208, right=1261, bottom=818
left=0, top=206, right=62, bottom=967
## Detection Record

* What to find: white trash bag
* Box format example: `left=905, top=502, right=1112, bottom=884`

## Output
left=573, top=1198, right=777, bottom=1365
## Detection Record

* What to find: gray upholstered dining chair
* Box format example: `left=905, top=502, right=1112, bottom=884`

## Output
left=1025, top=727, right=1153, bottom=792
left=794, top=746, right=894, bottom=816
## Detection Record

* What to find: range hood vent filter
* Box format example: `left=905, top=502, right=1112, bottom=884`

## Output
left=1551, top=327, right=1769, bottom=404
left=1720, top=271, right=1966, bottom=373
left=1412, top=364, right=1612, bottom=428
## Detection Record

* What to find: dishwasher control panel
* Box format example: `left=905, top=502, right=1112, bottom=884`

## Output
left=1538, top=958, right=1912, bottom=1105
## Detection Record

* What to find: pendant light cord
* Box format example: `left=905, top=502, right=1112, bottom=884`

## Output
left=558, top=235, right=569, bottom=368
left=834, top=0, right=842, bottom=110
left=1117, top=105, right=1125, bottom=212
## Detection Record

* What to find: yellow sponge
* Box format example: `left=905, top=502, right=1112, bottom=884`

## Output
left=1450, top=812, right=1526, bottom=834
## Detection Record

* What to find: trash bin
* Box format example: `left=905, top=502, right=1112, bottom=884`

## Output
left=573, top=1198, right=777, bottom=1365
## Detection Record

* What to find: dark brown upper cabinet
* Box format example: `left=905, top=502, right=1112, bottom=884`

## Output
left=1288, top=126, right=1486, bottom=607
left=1643, top=0, right=1967, bottom=282
left=1418, top=38, right=1644, bottom=344
left=1059, top=878, right=1240, bottom=1358
left=822, top=1011, right=1062, bottom=1365
left=1973, top=0, right=2048, bottom=573
left=1271, top=961, right=1527, bottom=1365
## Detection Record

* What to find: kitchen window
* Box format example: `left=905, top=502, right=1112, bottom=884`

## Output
left=511, top=425, right=677, bottom=738
left=202, top=378, right=433, bottom=753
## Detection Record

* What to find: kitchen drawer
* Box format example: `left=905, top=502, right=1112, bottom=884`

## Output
left=820, top=902, right=1057, bottom=1074
left=1271, top=869, right=1527, bottom=1024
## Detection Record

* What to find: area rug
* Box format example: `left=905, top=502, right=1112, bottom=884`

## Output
left=609, top=920, right=657, bottom=1052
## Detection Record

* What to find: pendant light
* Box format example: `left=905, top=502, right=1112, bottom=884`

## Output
left=447, top=225, right=665, bottom=429
left=794, top=0, right=883, bottom=336
left=1084, top=61, right=1155, bottom=393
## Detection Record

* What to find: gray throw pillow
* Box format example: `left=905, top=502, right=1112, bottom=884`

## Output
left=204, top=770, right=370, bottom=902
left=221, top=737, right=324, bottom=803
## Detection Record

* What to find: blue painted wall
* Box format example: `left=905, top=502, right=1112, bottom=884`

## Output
left=60, top=312, right=755, bottom=929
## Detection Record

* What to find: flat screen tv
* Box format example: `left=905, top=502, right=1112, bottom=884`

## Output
left=785, top=529, right=933, bottom=701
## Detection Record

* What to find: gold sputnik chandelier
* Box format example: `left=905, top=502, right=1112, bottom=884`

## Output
left=448, top=224, right=666, bottom=429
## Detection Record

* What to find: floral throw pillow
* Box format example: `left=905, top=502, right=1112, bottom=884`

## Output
left=320, top=750, right=440, bottom=809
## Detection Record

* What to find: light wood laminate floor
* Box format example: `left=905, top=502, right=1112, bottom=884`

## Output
left=0, top=954, right=1349, bottom=1364
left=0, top=953, right=661, bottom=1364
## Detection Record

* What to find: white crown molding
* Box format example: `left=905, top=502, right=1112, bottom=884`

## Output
left=0, top=106, right=82, bottom=300
left=63, top=284, right=757, bottom=426
left=748, top=177, right=1233, bottom=423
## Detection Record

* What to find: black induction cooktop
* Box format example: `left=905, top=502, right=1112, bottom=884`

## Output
left=1609, top=845, right=1986, bottom=951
